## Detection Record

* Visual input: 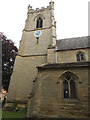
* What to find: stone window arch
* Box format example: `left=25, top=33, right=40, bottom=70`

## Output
left=36, top=17, right=43, bottom=28
left=34, top=14, right=45, bottom=29
left=76, top=51, right=85, bottom=62
left=60, top=71, right=78, bottom=99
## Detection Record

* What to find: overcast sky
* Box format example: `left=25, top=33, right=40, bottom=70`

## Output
left=0, top=0, right=89, bottom=48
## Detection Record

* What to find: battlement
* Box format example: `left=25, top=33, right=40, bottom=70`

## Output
left=28, top=1, right=54, bottom=14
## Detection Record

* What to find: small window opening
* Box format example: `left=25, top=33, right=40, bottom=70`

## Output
left=76, top=52, right=85, bottom=61
left=76, top=54, right=80, bottom=61
left=36, top=17, right=43, bottom=28
left=63, top=80, right=69, bottom=98
left=70, top=80, right=76, bottom=99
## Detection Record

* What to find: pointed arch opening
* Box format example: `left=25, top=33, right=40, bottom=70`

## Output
left=76, top=51, right=85, bottom=62
left=36, top=17, right=43, bottom=28
left=34, top=14, right=45, bottom=29
left=60, top=71, right=78, bottom=99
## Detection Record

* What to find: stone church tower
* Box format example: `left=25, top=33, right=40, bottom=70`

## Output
left=6, top=1, right=56, bottom=104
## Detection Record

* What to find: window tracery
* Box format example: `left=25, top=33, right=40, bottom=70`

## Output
left=36, top=17, right=43, bottom=28
left=63, top=74, right=76, bottom=99
left=76, top=51, right=85, bottom=61
left=59, top=71, right=78, bottom=99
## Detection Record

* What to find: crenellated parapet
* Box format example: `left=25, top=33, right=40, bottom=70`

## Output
left=28, top=1, right=54, bottom=14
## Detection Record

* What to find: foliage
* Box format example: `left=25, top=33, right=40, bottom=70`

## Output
left=0, top=32, right=18, bottom=91
left=14, top=103, right=27, bottom=112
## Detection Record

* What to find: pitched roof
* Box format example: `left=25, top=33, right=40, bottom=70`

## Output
left=56, top=36, right=90, bottom=51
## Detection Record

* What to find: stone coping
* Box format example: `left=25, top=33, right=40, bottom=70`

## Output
left=37, top=62, right=90, bottom=69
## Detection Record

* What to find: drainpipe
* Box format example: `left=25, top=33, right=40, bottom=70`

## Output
left=55, top=46, right=57, bottom=63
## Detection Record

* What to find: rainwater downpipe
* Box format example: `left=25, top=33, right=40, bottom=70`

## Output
left=55, top=47, right=57, bottom=63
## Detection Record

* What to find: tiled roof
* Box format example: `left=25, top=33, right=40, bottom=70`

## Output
left=56, top=36, right=90, bottom=51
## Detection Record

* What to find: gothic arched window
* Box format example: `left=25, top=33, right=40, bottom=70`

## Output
left=36, top=17, right=43, bottom=28
left=62, top=73, right=77, bottom=99
left=76, top=51, right=85, bottom=62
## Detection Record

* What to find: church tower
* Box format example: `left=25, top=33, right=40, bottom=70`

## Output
left=7, top=1, right=56, bottom=104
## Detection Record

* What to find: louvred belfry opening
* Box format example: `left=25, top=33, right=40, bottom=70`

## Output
left=36, top=17, right=43, bottom=28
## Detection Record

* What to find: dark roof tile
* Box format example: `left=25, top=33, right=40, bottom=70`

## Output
left=56, top=36, right=90, bottom=51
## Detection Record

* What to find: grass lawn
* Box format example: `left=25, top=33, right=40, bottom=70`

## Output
left=2, top=110, right=26, bottom=118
